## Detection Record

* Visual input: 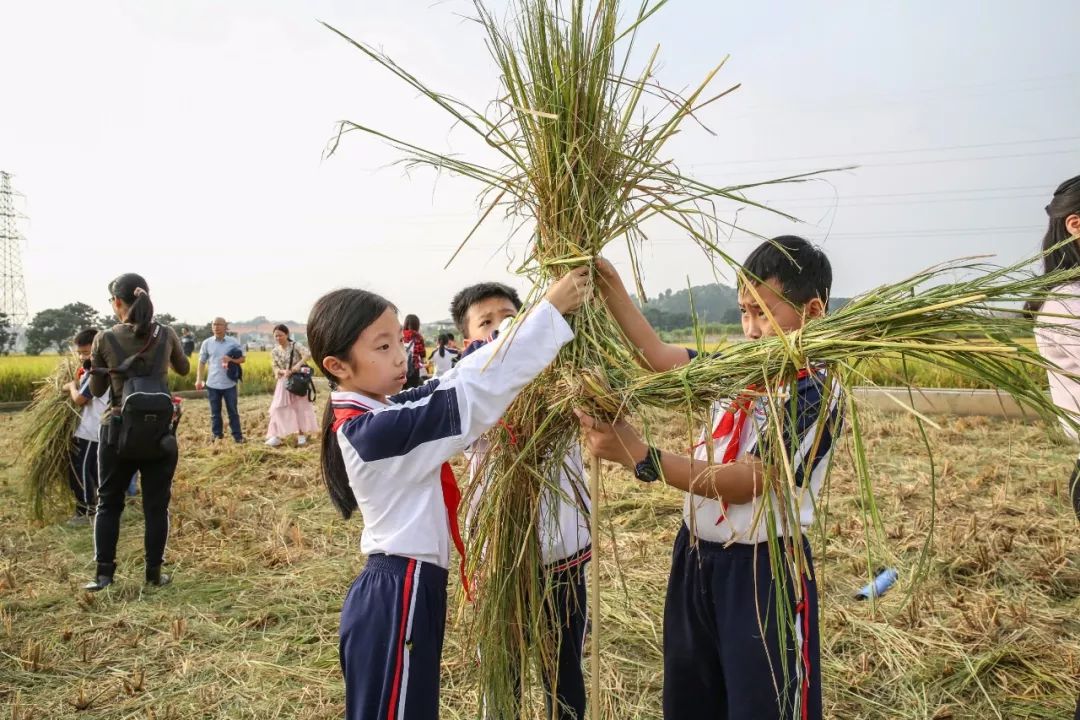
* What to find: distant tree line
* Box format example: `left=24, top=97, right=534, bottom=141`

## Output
left=14, top=303, right=212, bottom=355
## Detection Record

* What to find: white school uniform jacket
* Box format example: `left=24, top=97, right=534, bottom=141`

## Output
left=465, top=438, right=591, bottom=568
left=74, top=376, right=110, bottom=442
left=685, top=367, right=843, bottom=545
left=333, top=299, right=574, bottom=569
left=430, top=347, right=460, bottom=377
left=1035, top=281, right=1080, bottom=442
left=461, top=314, right=591, bottom=567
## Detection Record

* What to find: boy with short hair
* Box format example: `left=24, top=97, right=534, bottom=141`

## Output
left=577, top=236, right=842, bottom=720
left=61, top=328, right=110, bottom=526
left=451, top=282, right=592, bottom=720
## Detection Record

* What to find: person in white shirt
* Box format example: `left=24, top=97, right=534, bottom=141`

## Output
left=195, top=317, right=246, bottom=443
left=62, top=328, right=111, bottom=527
left=1031, top=175, right=1080, bottom=520
left=580, top=241, right=841, bottom=720
left=429, top=333, right=461, bottom=378
left=451, top=281, right=591, bottom=720
left=308, top=269, right=589, bottom=720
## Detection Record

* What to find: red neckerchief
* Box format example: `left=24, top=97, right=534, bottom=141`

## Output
left=707, top=368, right=816, bottom=525
left=331, top=400, right=472, bottom=600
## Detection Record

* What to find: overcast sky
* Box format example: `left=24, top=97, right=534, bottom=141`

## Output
left=1, top=0, right=1078, bottom=325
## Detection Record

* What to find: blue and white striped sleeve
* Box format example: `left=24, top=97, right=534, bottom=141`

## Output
left=748, top=374, right=843, bottom=486
left=340, top=299, right=574, bottom=481
left=79, top=376, right=94, bottom=399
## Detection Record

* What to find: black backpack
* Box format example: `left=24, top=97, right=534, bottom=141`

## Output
left=106, top=325, right=176, bottom=460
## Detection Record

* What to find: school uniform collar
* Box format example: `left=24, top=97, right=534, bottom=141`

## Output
left=329, top=389, right=388, bottom=411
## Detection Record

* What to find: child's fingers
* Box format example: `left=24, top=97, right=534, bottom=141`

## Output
left=573, top=408, right=597, bottom=429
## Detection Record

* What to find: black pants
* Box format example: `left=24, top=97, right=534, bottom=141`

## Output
left=488, top=552, right=590, bottom=720
left=663, top=525, right=821, bottom=720
left=93, top=425, right=178, bottom=577
left=67, top=438, right=99, bottom=516
left=540, top=556, right=589, bottom=720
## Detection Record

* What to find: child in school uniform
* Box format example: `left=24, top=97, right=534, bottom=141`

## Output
left=450, top=282, right=591, bottom=720
left=429, top=334, right=461, bottom=378
left=577, top=237, right=842, bottom=720
left=308, top=268, right=590, bottom=720
left=61, top=328, right=110, bottom=526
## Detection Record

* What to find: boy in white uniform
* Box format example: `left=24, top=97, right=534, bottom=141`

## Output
left=62, top=328, right=110, bottom=526
left=452, top=282, right=591, bottom=720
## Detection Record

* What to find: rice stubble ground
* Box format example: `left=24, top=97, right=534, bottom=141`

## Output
left=0, top=397, right=1077, bottom=718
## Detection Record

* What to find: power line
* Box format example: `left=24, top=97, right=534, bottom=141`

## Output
left=867, top=147, right=1080, bottom=169
left=690, top=135, right=1080, bottom=168
left=697, top=149, right=1080, bottom=184
left=755, top=184, right=1049, bottom=202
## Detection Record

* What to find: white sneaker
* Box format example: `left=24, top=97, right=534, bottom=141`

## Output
left=296, top=435, right=308, bottom=446
left=265, top=436, right=283, bottom=447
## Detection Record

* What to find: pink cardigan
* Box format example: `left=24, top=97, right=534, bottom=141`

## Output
left=1035, top=281, right=1080, bottom=440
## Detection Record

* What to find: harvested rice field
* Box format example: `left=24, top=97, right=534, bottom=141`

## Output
left=1, top=397, right=1078, bottom=719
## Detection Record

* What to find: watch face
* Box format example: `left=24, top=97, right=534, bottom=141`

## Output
left=635, top=458, right=659, bottom=483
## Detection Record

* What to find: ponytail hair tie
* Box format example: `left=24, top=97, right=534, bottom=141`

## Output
left=134, top=287, right=148, bottom=298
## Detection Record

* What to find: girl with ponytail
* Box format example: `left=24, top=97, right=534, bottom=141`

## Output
left=1031, top=174, right=1080, bottom=522
left=1030, top=171, right=1080, bottom=720
left=307, top=268, right=590, bottom=720
left=429, top=333, right=460, bottom=378
left=85, top=273, right=190, bottom=591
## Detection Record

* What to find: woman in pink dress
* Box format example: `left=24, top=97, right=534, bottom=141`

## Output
left=266, top=324, right=318, bottom=447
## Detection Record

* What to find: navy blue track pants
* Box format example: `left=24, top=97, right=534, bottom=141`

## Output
left=340, top=554, right=449, bottom=720
left=663, top=525, right=821, bottom=720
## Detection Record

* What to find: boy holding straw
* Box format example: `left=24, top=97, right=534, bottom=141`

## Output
left=452, top=282, right=591, bottom=720
left=61, top=328, right=110, bottom=527
left=576, top=237, right=842, bottom=720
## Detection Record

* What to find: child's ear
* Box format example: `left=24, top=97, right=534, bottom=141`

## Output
left=804, top=297, right=826, bottom=320
left=1066, top=213, right=1080, bottom=238
left=322, top=356, right=349, bottom=383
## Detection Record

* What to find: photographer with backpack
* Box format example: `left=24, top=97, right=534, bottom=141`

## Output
left=86, top=274, right=190, bottom=592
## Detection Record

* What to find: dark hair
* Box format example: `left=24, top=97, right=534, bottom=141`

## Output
left=403, top=314, right=420, bottom=332
left=450, top=282, right=523, bottom=334
left=740, top=236, right=832, bottom=309
left=436, top=332, right=449, bottom=357
left=308, top=288, right=395, bottom=519
left=73, top=327, right=98, bottom=347
left=273, top=323, right=290, bottom=338
left=108, top=273, right=154, bottom=338
left=1026, top=174, right=1080, bottom=313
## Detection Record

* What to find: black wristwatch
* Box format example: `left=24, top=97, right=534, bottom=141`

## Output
left=633, top=446, right=663, bottom=483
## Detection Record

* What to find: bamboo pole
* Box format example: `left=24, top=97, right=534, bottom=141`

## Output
left=589, top=454, right=601, bottom=720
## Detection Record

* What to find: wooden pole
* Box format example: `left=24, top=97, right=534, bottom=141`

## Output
left=589, top=454, right=601, bottom=720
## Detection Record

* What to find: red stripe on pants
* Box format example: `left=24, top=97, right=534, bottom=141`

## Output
left=799, top=574, right=811, bottom=720
left=386, top=558, right=416, bottom=720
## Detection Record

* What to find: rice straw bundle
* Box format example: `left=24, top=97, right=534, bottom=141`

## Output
left=596, top=256, right=1080, bottom=420
left=323, top=3, right=1080, bottom=716
left=324, top=2, right=827, bottom=713
left=21, top=359, right=81, bottom=523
